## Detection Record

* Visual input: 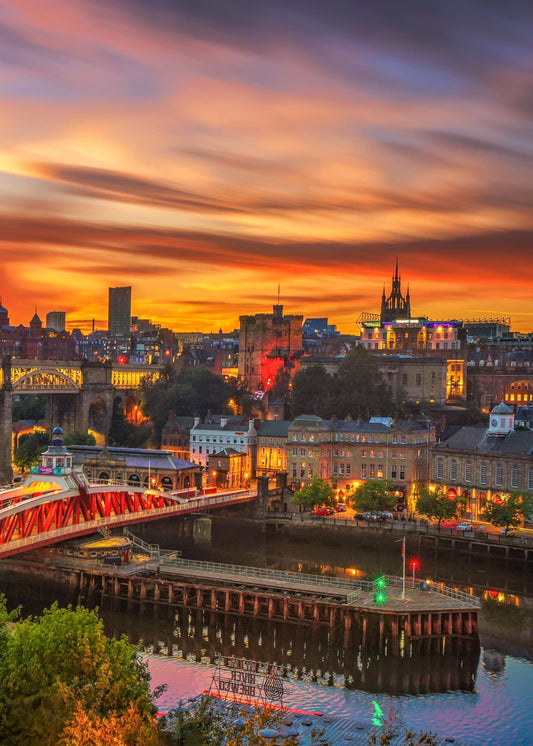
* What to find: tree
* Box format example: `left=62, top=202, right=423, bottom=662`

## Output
left=63, top=432, right=97, bottom=447
left=0, top=603, right=161, bottom=746
left=12, top=395, right=46, bottom=422
left=415, top=485, right=459, bottom=528
left=334, top=347, right=393, bottom=419
left=351, top=479, right=396, bottom=514
left=140, top=365, right=232, bottom=447
left=293, top=477, right=335, bottom=510
left=59, top=702, right=161, bottom=746
left=13, top=431, right=50, bottom=472
left=290, top=365, right=334, bottom=418
left=482, top=491, right=533, bottom=530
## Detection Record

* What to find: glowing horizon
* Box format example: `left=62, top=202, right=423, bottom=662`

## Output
left=1, top=0, right=532, bottom=334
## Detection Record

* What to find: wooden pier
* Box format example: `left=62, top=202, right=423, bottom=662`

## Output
left=76, top=556, right=480, bottom=657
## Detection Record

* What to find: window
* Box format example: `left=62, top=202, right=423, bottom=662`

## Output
left=495, top=465, right=503, bottom=487
left=361, top=450, right=367, bottom=457
left=416, top=373, right=421, bottom=386
left=402, top=374, right=408, bottom=385
left=292, top=465, right=297, bottom=477
left=480, top=463, right=488, bottom=485
left=369, top=463, right=376, bottom=477
left=361, top=464, right=367, bottom=478
left=300, top=448, right=305, bottom=457
left=377, top=464, right=384, bottom=478
left=436, top=458, right=444, bottom=480
left=292, top=448, right=297, bottom=456
left=450, top=460, right=457, bottom=481
left=400, top=450, right=406, bottom=460
left=392, top=435, right=398, bottom=444
left=333, top=463, right=338, bottom=475
left=391, top=450, right=398, bottom=459
left=370, top=450, right=376, bottom=458
left=391, top=465, right=397, bottom=479
left=399, top=466, right=405, bottom=480
left=528, top=468, right=533, bottom=490
left=339, top=463, right=345, bottom=475
left=400, top=435, right=406, bottom=444
left=511, top=466, right=519, bottom=489
left=346, top=464, right=351, bottom=476
left=465, top=462, right=472, bottom=483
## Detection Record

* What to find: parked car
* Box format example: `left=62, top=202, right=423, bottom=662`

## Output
left=353, top=512, right=366, bottom=521
left=380, top=511, right=394, bottom=520
left=334, top=503, right=348, bottom=512
left=456, top=521, right=473, bottom=533
left=312, top=506, right=333, bottom=516
left=500, top=527, right=515, bottom=537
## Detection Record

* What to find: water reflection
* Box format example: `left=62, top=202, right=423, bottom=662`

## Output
left=97, top=597, right=480, bottom=696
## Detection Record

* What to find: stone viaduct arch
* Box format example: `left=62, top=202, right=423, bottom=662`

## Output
left=0, top=356, right=160, bottom=484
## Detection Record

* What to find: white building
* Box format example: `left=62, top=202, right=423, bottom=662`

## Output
left=190, top=416, right=257, bottom=476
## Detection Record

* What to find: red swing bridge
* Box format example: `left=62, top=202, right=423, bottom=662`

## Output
left=0, top=430, right=255, bottom=560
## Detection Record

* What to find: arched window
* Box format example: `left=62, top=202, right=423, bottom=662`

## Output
left=183, top=476, right=190, bottom=489
left=128, top=474, right=140, bottom=486
left=99, top=471, right=110, bottom=481
left=161, top=476, right=173, bottom=491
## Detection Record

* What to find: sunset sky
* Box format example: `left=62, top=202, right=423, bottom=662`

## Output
left=1, top=0, right=532, bottom=334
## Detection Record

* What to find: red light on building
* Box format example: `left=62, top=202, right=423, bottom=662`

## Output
left=117, top=355, right=127, bottom=364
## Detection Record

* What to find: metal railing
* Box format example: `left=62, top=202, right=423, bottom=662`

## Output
left=156, top=558, right=481, bottom=608
left=159, top=556, right=363, bottom=593
left=123, top=528, right=160, bottom=560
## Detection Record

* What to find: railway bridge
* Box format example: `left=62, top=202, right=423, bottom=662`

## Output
left=0, top=355, right=160, bottom=482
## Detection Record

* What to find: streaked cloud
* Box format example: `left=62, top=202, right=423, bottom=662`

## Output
left=0, top=0, right=532, bottom=332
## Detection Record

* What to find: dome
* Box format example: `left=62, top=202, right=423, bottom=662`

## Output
left=491, top=402, right=513, bottom=415
left=52, top=426, right=64, bottom=436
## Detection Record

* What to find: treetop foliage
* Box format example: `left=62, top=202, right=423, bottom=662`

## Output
left=0, top=602, right=161, bottom=746
left=290, top=346, right=395, bottom=419
left=414, top=485, right=462, bottom=526
left=351, top=479, right=397, bottom=513
left=481, top=490, right=533, bottom=529
left=292, top=477, right=335, bottom=509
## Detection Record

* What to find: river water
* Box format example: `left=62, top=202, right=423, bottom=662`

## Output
left=1, top=517, right=533, bottom=745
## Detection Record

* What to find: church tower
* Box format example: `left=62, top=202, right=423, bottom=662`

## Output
left=380, top=259, right=412, bottom=323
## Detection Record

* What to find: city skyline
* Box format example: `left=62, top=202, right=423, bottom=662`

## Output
left=1, top=0, right=532, bottom=333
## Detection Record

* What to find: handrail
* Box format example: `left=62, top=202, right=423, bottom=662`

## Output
left=156, top=558, right=480, bottom=607
left=122, top=528, right=160, bottom=560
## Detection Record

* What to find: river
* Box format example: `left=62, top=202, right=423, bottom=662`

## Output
left=1, top=516, right=532, bottom=745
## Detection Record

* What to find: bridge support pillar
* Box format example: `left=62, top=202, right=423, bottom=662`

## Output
left=0, top=356, right=13, bottom=484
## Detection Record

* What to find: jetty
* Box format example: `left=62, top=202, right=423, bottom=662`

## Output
left=74, top=552, right=480, bottom=656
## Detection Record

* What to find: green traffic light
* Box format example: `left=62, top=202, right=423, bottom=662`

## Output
left=374, top=591, right=387, bottom=604
left=374, top=576, right=387, bottom=589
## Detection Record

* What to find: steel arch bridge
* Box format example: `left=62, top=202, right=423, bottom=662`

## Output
left=0, top=483, right=256, bottom=559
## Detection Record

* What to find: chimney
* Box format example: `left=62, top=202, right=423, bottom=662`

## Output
left=193, top=416, right=200, bottom=427
left=220, top=418, right=227, bottom=428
